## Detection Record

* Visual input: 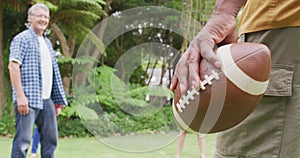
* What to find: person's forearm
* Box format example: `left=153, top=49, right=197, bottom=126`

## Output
left=213, top=0, right=246, bottom=17
left=8, top=62, right=25, bottom=98
left=171, top=0, right=247, bottom=92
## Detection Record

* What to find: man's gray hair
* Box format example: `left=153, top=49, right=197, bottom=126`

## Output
left=28, top=3, right=49, bottom=16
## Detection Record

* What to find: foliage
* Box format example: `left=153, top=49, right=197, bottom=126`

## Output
left=70, top=64, right=175, bottom=137
left=57, top=115, right=90, bottom=137
left=3, top=8, right=27, bottom=46
left=101, top=5, right=188, bottom=94
left=111, top=0, right=183, bottom=10
left=84, top=105, right=176, bottom=137
left=0, top=111, right=15, bottom=136
left=2, top=49, right=13, bottom=104
left=45, top=0, right=106, bottom=42
left=108, top=105, right=177, bottom=134
left=84, top=112, right=122, bottom=137
left=59, top=100, right=79, bottom=118
left=58, top=55, right=98, bottom=65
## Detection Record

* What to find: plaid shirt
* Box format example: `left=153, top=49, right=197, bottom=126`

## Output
left=9, top=27, right=67, bottom=109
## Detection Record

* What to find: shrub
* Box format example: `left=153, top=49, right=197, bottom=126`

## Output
left=0, top=112, right=15, bottom=137
left=57, top=116, right=90, bottom=138
left=84, top=112, right=125, bottom=137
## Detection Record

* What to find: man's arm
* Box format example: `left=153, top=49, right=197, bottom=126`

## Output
left=193, top=0, right=245, bottom=67
left=213, top=0, right=245, bottom=17
left=8, top=61, right=29, bottom=115
left=171, top=0, right=246, bottom=93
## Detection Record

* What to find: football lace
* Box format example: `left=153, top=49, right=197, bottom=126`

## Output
left=176, top=70, right=220, bottom=112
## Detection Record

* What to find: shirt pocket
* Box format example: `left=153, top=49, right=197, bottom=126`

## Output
left=264, top=64, right=294, bottom=96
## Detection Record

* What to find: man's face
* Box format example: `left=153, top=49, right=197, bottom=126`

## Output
left=28, top=8, right=50, bottom=36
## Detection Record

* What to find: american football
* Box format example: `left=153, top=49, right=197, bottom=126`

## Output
left=172, top=43, right=271, bottom=134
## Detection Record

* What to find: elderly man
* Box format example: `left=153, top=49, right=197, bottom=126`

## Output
left=9, top=3, right=67, bottom=158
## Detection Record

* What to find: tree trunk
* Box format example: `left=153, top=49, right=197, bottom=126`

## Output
left=146, top=60, right=158, bottom=86
left=51, top=22, right=74, bottom=95
left=51, top=23, right=71, bottom=57
left=74, top=0, right=113, bottom=85
left=0, top=0, right=7, bottom=116
left=68, top=35, right=77, bottom=58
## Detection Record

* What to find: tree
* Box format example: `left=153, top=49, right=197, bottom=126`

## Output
left=0, top=0, right=5, bottom=117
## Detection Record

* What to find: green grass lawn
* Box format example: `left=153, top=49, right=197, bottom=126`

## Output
left=0, top=133, right=216, bottom=158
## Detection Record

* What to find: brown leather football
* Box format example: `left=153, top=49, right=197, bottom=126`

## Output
left=172, top=43, right=271, bottom=134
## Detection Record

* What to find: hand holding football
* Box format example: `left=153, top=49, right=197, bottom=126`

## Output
left=172, top=43, right=271, bottom=134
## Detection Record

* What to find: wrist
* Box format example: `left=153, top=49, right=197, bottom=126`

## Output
left=16, top=91, right=26, bottom=99
left=55, top=104, right=64, bottom=109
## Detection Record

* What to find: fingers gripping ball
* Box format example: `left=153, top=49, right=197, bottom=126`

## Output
left=172, top=43, right=271, bottom=134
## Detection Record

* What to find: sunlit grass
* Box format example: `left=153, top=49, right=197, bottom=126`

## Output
left=1, top=133, right=216, bottom=158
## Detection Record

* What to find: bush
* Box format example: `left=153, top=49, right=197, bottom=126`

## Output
left=83, top=105, right=177, bottom=137
left=57, top=116, right=90, bottom=138
left=0, top=112, right=15, bottom=137
left=0, top=113, right=91, bottom=138
left=84, top=112, right=124, bottom=137
left=111, top=105, right=177, bottom=134
left=80, top=105, right=177, bottom=137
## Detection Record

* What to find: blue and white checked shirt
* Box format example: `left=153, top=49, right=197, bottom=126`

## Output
left=9, top=27, right=68, bottom=109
